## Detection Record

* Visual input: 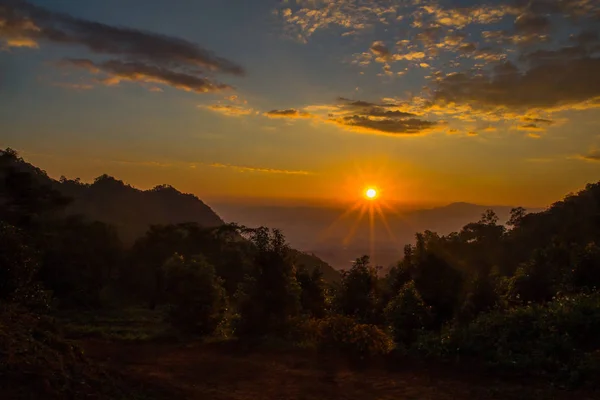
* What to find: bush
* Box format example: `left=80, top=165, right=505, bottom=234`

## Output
left=0, top=222, right=50, bottom=311
left=162, top=254, right=228, bottom=336
left=314, top=315, right=394, bottom=359
left=415, top=292, right=600, bottom=386
left=384, top=281, right=432, bottom=345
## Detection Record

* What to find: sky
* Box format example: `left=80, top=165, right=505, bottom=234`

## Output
left=1, top=0, right=600, bottom=208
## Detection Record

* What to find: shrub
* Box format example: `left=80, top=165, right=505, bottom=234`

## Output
left=415, top=292, right=600, bottom=386
left=384, top=281, right=432, bottom=345
left=314, top=315, right=394, bottom=359
left=0, top=222, right=50, bottom=311
left=162, top=254, right=228, bottom=336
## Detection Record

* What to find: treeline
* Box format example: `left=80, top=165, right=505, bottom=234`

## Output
left=2, top=148, right=600, bottom=388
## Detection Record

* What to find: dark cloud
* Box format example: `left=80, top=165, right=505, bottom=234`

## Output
left=514, top=13, right=551, bottom=34
left=0, top=0, right=243, bottom=92
left=522, top=117, right=554, bottom=124
left=578, top=149, right=600, bottom=162
left=338, top=115, right=437, bottom=134
left=369, top=40, right=390, bottom=62
left=518, top=123, right=544, bottom=131
left=337, top=97, right=396, bottom=109
left=514, top=0, right=599, bottom=18
left=458, top=43, right=477, bottom=53
left=570, top=30, right=600, bottom=46
left=264, top=109, right=313, bottom=118
left=433, top=50, right=600, bottom=111
left=330, top=98, right=437, bottom=135
left=62, top=58, right=231, bottom=93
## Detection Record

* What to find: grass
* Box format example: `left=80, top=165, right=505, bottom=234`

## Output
left=0, top=305, right=173, bottom=399
left=56, top=306, right=175, bottom=342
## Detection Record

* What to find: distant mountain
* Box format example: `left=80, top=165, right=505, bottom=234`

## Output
left=213, top=201, right=545, bottom=270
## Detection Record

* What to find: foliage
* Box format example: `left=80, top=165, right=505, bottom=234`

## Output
left=384, top=281, right=432, bottom=345
left=296, top=265, right=328, bottom=318
left=234, top=227, right=301, bottom=338
left=335, top=256, right=382, bottom=324
left=313, top=315, right=394, bottom=359
left=0, top=222, right=50, bottom=311
left=162, top=254, right=228, bottom=336
left=416, top=292, right=600, bottom=386
left=39, top=217, right=123, bottom=308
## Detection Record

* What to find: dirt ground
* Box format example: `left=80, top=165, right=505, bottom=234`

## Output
left=80, top=339, right=597, bottom=400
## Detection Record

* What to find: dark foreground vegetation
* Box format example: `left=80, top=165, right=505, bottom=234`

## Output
left=1, top=148, right=600, bottom=399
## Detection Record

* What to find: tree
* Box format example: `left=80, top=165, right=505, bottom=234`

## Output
left=162, top=254, right=227, bottom=335
left=411, top=234, right=464, bottom=328
left=507, top=207, right=527, bottom=228
left=335, top=255, right=382, bottom=324
left=234, top=227, right=301, bottom=337
left=296, top=265, right=328, bottom=318
left=384, top=281, right=431, bottom=345
left=38, top=217, right=123, bottom=308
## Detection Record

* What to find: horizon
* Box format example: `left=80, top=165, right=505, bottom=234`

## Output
left=2, top=0, right=600, bottom=210
left=6, top=148, right=560, bottom=211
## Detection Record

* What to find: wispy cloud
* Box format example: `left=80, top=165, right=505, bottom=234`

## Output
left=61, top=58, right=232, bottom=93
left=202, top=104, right=255, bottom=117
left=264, top=109, right=313, bottom=118
left=209, top=163, right=313, bottom=175
left=576, top=149, right=600, bottom=163
left=1, top=1, right=243, bottom=92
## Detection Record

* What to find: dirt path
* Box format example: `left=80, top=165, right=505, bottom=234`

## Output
left=81, top=340, right=594, bottom=400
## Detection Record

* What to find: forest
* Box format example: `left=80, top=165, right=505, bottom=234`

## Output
left=1, top=147, right=600, bottom=399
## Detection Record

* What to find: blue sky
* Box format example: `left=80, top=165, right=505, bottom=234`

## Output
left=1, top=0, right=600, bottom=207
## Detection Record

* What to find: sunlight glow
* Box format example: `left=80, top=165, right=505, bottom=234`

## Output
left=365, top=188, right=377, bottom=199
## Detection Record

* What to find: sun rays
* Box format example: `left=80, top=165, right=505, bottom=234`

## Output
left=317, top=162, right=415, bottom=263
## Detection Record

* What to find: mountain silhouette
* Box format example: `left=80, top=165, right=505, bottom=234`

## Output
left=1, top=149, right=340, bottom=280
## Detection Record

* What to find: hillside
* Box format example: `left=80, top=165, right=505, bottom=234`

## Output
left=60, top=177, right=225, bottom=245
left=0, top=149, right=339, bottom=282
left=0, top=150, right=224, bottom=244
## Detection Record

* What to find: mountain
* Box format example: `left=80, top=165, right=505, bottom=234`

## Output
left=60, top=176, right=225, bottom=244
left=0, top=149, right=340, bottom=281
left=213, top=201, right=545, bottom=270
left=0, top=151, right=224, bottom=244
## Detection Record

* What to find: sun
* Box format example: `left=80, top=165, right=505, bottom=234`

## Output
left=365, top=188, right=377, bottom=199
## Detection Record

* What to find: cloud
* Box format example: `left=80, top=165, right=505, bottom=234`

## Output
left=432, top=52, right=600, bottom=112
left=517, top=123, right=545, bottom=131
left=1, top=1, right=243, bottom=92
left=578, top=149, right=600, bottom=162
left=270, top=97, right=437, bottom=136
left=392, top=51, right=426, bottom=61
left=52, top=82, right=94, bottom=90
left=203, top=104, right=254, bottom=117
left=62, top=58, right=231, bottom=93
left=333, top=115, right=437, bottom=135
left=264, top=109, right=313, bottom=118
left=370, top=40, right=390, bottom=62
left=209, top=163, right=313, bottom=175
left=277, top=0, right=400, bottom=42
left=514, top=13, right=551, bottom=34
left=421, top=4, right=515, bottom=29
left=325, top=97, right=437, bottom=135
